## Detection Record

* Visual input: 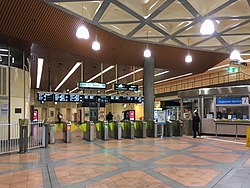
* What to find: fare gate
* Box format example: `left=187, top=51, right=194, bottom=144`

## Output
left=122, top=121, right=134, bottom=139
left=96, top=121, right=109, bottom=141
left=134, top=121, right=146, bottom=138
left=109, top=121, right=122, bottom=140
left=82, top=121, right=95, bottom=142
left=146, top=121, right=158, bottom=138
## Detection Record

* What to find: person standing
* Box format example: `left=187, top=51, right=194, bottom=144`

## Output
left=192, top=111, right=201, bottom=138
left=58, top=112, right=63, bottom=124
left=106, top=112, right=113, bottom=122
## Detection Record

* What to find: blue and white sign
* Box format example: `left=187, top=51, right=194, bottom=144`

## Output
left=216, top=97, right=249, bottom=105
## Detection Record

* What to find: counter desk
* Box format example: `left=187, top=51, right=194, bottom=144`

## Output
left=214, top=120, right=250, bottom=138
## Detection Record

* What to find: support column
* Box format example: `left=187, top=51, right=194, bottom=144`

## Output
left=143, top=57, right=154, bottom=121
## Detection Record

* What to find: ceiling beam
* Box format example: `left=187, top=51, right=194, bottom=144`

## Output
left=92, top=0, right=112, bottom=25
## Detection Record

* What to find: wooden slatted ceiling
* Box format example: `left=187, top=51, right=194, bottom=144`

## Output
left=0, top=0, right=228, bottom=91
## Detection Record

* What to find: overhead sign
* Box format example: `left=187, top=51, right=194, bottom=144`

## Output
left=54, top=93, right=69, bottom=102
left=78, top=82, right=106, bottom=89
left=114, top=84, right=138, bottom=91
left=37, top=93, right=54, bottom=101
left=216, top=97, right=249, bottom=105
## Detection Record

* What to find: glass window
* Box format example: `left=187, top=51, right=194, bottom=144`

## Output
left=0, top=44, right=9, bottom=66
left=204, top=98, right=214, bottom=119
left=10, top=47, right=23, bottom=69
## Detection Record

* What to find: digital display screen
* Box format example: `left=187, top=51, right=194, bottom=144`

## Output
left=110, top=95, right=143, bottom=103
left=37, top=93, right=54, bottom=102
left=114, top=84, right=138, bottom=91
left=69, top=94, right=83, bottom=102
left=97, top=96, right=110, bottom=103
left=83, top=95, right=96, bottom=103
left=54, top=93, right=69, bottom=102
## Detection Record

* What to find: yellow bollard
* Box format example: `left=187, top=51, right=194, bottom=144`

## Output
left=246, top=127, right=250, bottom=147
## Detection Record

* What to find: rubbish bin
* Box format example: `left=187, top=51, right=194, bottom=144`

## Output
left=63, top=122, right=71, bottom=143
left=146, top=121, right=157, bottom=138
left=83, top=121, right=95, bottom=142
left=49, top=124, right=55, bottom=144
left=19, top=119, right=29, bottom=153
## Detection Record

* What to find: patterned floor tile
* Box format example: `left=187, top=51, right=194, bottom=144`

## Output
left=50, top=150, right=92, bottom=160
left=191, top=153, right=241, bottom=163
left=97, top=142, right=132, bottom=149
left=190, top=145, right=232, bottom=153
left=63, top=144, right=101, bottom=151
left=154, top=154, right=212, bottom=165
left=55, top=165, right=117, bottom=185
left=157, top=143, right=192, bottom=150
left=0, top=164, right=23, bottom=172
left=69, top=153, right=122, bottom=164
left=86, top=170, right=171, bottom=188
left=210, top=141, right=249, bottom=151
left=155, top=167, right=220, bottom=187
left=0, top=168, right=43, bottom=188
left=124, top=144, right=165, bottom=151
left=244, top=158, right=250, bottom=166
left=119, top=151, right=163, bottom=161
left=0, top=152, right=40, bottom=163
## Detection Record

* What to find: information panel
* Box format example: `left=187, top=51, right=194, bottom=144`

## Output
left=69, top=94, right=83, bottom=102
left=216, top=97, right=249, bottom=105
left=114, top=84, right=138, bottom=91
left=97, top=96, right=110, bottom=103
left=37, top=93, right=54, bottom=102
left=54, top=93, right=69, bottom=102
left=83, top=95, right=97, bottom=103
left=79, top=82, right=106, bottom=89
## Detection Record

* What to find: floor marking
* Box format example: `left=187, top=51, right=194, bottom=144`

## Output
left=203, top=137, right=245, bottom=145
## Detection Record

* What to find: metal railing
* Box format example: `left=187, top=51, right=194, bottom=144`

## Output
left=0, top=121, right=45, bottom=155
left=155, top=71, right=250, bottom=94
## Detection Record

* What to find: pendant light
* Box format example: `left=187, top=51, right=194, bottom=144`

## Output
left=76, top=2, right=90, bottom=39
left=185, top=38, right=192, bottom=63
left=230, top=49, right=240, bottom=60
left=92, top=33, right=100, bottom=51
left=200, top=19, right=215, bottom=35
left=143, top=30, right=151, bottom=58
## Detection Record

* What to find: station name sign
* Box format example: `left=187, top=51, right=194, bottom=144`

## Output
left=114, top=84, right=138, bottom=91
left=78, top=82, right=106, bottom=89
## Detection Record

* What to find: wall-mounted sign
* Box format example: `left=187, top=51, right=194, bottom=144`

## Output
left=227, top=67, right=238, bottom=73
left=216, top=97, right=249, bottom=105
left=78, top=82, right=106, bottom=89
left=114, top=84, right=138, bottom=91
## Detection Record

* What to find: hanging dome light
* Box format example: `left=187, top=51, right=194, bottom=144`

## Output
left=200, top=19, right=215, bottom=35
left=185, top=54, right=192, bottom=63
left=230, top=50, right=241, bottom=60
left=92, top=36, right=100, bottom=51
left=76, top=25, right=90, bottom=39
left=144, top=48, right=151, bottom=58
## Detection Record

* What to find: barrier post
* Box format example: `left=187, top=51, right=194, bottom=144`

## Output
left=246, top=127, right=250, bottom=147
left=19, top=119, right=29, bottom=153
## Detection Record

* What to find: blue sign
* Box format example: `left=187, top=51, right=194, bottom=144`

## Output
left=216, top=97, right=243, bottom=105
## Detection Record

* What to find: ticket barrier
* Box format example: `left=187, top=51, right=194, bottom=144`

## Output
left=109, top=121, right=122, bottom=140
left=83, top=121, right=95, bottom=142
left=122, top=121, right=134, bottom=139
left=146, top=121, right=158, bottom=138
left=63, top=122, right=71, bottom=143
left=96, top=121, right=109, bottom=141
left=134, top=121, right=146, bottom=138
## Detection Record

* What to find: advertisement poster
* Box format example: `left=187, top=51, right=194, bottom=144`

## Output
left=1, top=104, right=8, bottom=117
left=33, top=110, right=38, bottom=121
left=157, top=111, right=166, bottom=124
left=129, top=110, right=135, bottom=120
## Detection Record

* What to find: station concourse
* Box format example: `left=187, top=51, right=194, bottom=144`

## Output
left=0, top=0, right=250, bottom=187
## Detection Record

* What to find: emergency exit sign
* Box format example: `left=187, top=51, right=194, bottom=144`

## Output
left=227, top=67, right=238, bottom=73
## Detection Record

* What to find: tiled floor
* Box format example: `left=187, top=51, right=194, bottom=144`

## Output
left=0, top=130, right=250, bottom=188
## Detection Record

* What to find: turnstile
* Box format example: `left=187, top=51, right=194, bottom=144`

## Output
left=49, top=124, right=55, bottom=144
left=109, top=121, right=122, bottom=140
left=146, top=121, right=158, bottom=138
left=134, top=121, right=146, bottom=138
left=83, top=121, right=95, bottom=142
left=96, top=121, right=109, bottom=141
left=122, top=121, right=134, bottom=139
left=63, top=122, right=71, bottom=143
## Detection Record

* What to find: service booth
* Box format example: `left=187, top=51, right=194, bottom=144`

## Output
left=178, top=85, right=250, bottom=137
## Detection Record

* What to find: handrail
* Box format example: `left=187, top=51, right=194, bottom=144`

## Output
left=155, top=71, right=250, bottom=94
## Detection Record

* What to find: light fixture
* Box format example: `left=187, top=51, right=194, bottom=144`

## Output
left=86, top=65, right=114, bottom=82
left=144, top=31, right=151, bottom=58
left=0, top=55, right=2, bottom=62
left=0, top=49, right=8, bottom=52
left=155, top=73, right=193, bottom=84
left=200, top=19, right=215, bottom=35
left=36, top=58, right=44, bottom=88
left=92, top=35, right=100, bottom=51
left=69, top=87, right=78, bottom=93
left=76, top=2, right=90, bottom=39
left=185, top=38, right=192, bottom=63
left=207, top=64, right=229, bottom=71
left=230, top=50, right=241, bottom=60
left=54, top=62, right=82, bottom=91
left=185, top=54, right=192, bottom=63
